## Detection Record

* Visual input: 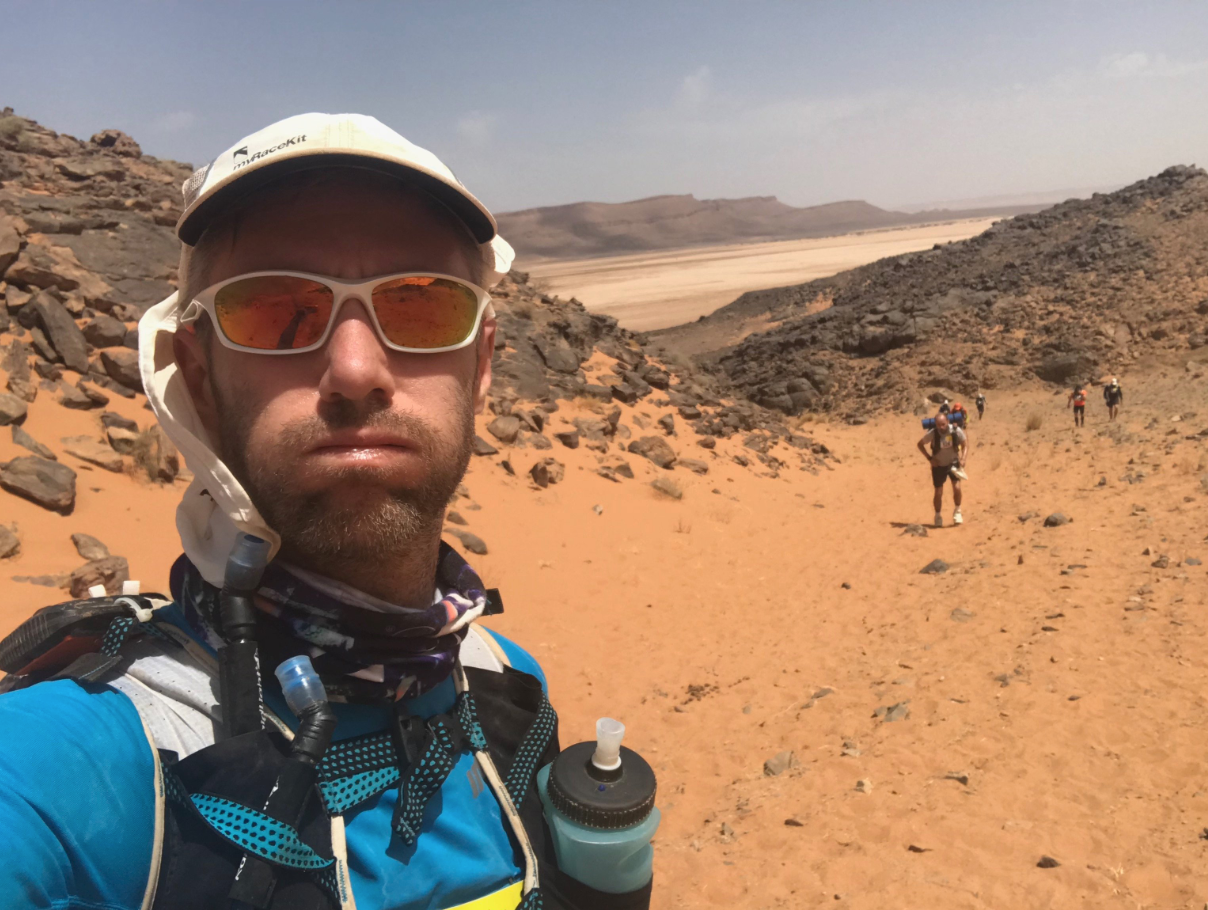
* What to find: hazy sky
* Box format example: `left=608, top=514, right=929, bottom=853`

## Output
left=5, top=1, right=1208, bottom=213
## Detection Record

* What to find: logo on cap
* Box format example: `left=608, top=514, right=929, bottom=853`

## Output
left=233, top=146, right=248, bottom=158
left=232, top=134, right=308, bottom=171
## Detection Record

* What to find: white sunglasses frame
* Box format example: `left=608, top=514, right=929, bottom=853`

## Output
left=179, top=270, right=493, bottom=355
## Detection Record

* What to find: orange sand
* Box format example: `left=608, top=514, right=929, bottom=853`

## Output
left=2, top=367, right=1207, bottom=906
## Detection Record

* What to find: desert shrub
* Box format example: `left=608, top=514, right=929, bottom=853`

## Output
left=0, top=117, right=24, bottom=142
left=1026, top=413, right=1043, bottom=431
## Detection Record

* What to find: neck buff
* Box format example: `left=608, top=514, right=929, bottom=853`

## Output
left=169, top=542, right=489, bottom=703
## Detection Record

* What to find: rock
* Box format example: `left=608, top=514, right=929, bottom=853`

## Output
left=71, top=532, right=110, bottom=560
left=82, top=315, right=128, bottom=348
left=11, top=424, right=55, bottom=460
left=612, top=461, right=635, bottom=479
left=874, top=701, right=911, bottom=722
left=472, top=435, right=498, bottom=456
left=0, top=524, right=19, bottom=558
left=89, top=129, right=142, bottom=157
left=0, top=456, right=76, bottom=513
left=763, top=751, right=797, bottom=777
left=68, top=555, right=130, bottom=598
left=1186, top=557, right=1203, bottom=566
left=657, top=414, right=675, bottom=435
left=1151, top=554, right=1170, bottom=569
left=1018, top=511, right=1037, bottom=522
left=582, top=384, right=612, bottom=401
left=678, top=405, right=702, bottom=420
left=696, top=436, right=716, bottom=450
left=1036, top=856, right=1060, bottom=869
left=919, top=559, right=949, bottom=574
left=499, top=459, right=515, bottom=476
left=0, top=213, right=21, bottom=276
left=855, top=779, right=873, bottom=794
left=900, top=524, right=928, bottom=537
left=1034, top=353, right=1095, bottom=385
left=0, top=392, right=28, bottom=425
left=628, top=435, right=677, bottom=469
left=29, top=326, right=58, bottom=362
left=487, top=415, right=522, bottom=444
left=0, top=339, right=29, bottom=374
left=650, top=476, right=682, bottom=499
left=529, top=458, right=565, bottom=488
left=57, top=383, right=99, bottom=409
left=445, top=511, right=468, bottom=526
left=1043, top=512, right=1071, bottom=527
left=76, top=380, right=109, bottom=407
left=944, top=771, right=970, bottom=786
left=99, top=348, right=142, bottom=391
left=31, top=292, right=89, bottom=372
left=123, top=326, right=139, bottom=350
left=138, top=425, right=179, bottom=482
left=446, top=528, right=488, bottom=555
left=532, top=334, right=580, bottom=374
left=100, top=411, right=138, bottom=432
left=596, top=466, right=621, bottom=483
left=33, top=358, right=62, bottom=380
left=528, top=433, right=552, bottom=450
left=6, top=375, right=36, bottom=403
left=950, top=607, right=975, bottom=622
left=106, top=426, right=138, bottom=454
left=783, top=818, right=803, bottom=827
left=677, top=457, right=709, bottom=475
left=61, top=435, right=124, bottom=472
left=611, top=382, right=639, bottom=404
left=554, top=429, right=580, bottom=449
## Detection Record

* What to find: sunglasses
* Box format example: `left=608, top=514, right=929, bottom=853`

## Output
left=181, top=271, right=492, bottom=355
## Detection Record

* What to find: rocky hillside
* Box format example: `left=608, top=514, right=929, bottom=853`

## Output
left=654, top=166, right=1208, bottom=417
left=499, top=193, right=1037, bottom=260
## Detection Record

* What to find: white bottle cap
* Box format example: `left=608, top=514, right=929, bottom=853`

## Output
left=591, top=717, right=625, bottom=772
left=122, top=580, right=141, bottom=595
left=87, top=584, right=106, bottom=598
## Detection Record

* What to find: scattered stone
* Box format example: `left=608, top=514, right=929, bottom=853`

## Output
left=874, top=701, right=911, bottom=722
left=628, top=435, right=677, bottom=469
left=696, top=436, right=716, bottom=450
left=106, top=426, right=138, bottom=454
left=472, top=435, right=498, bottom=456
left=596, top=466, right=621, bottom=483
left=657, top=414, right=675, bottom=435
left=920, top=559, right=949, bottom=575
left=6, top=375, right=36, bottom=403
left=677, top=457, right=709, bottom=475
left=1151, top=554, right=1170, bottom=569
left=553, top=429, right=580, bottom=449
left=61, top=435, right=124, bottom=472
left=907, top=845, right=930, bottom=854
left=900, top=524, right=928, bottom=537
left=855, top=779, right=873, bottom=794
left=532, top=334, right=580, bottom=374
left=68, top=555, right=130, bottom=598
left=446, top=528, right=488, bottom=555
left=100, top=411, right=138, bottom=432
left=28, top=326, right=57, bottom=363
left=841, top=740, right=861, bottom=758
left=678, top=405, right=702, bottom=420
left=99, top=348, right=142, bottom=392
left=650, top=476, right=683, bottom=500
left=529, top=458, right=565, bottom=488
left=487, top=415, right=522, bottom=444
left=763, top=750, right=797, bottom=777
left=1043, top=513, right=1071, bottom=527
left=71, top=533, right=110, bottom=560
left=0, top=525, right=19, bottom=558
left=592, top=504, right=603, bottom=516
left=612, top=461, right=634, bottom=479
left=950, top=607, right=976, bottom=622
left=944, top=771, right=970, bottom=786
left=610, top=382, right=639, bottom=404
left=500, top=459, right=515, bottom=476
left=138, top=426, right=180, bottom=482
left=783, top=818, right=803, bottom=827
left=82, top=315, right=128, bottom=348
left=31, top=292, right=89, bottom=372
left=1036, top=856, right=1060, bottom=869
left=1186, top=557, right=1202, bottom=566
left=57, top=383, right=99, bottom=409
left=11, top=424, right=55, bottom=460
left=33, top=358, right=63, bottom=381
left=76, top=380, right=109, bottom=407
left=0, top=392, right=28, bottom=425
left=445, top=511, right=467, bottom=526
left=1018, top=511, right=1037, bottom=522
left=1, top=456, right=77, bottom=513
left=13, top=573, right=69, bottom=588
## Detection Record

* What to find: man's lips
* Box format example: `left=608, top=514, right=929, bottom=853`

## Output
left=306, top=430, right=417, bottom=455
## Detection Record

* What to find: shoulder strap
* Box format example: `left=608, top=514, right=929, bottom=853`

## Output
left=471, top=625, right=513, bottom=669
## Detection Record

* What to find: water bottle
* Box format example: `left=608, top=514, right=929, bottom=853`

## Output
left=537, top=718, right=660, bottom=894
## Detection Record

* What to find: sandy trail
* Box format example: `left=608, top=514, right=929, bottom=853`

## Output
left=522, top=219, right=997, bottom=331
left=1, top=368, right=1206, bottom=907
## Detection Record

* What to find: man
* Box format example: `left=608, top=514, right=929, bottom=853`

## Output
left=917, top=412, right=969, bottom=527
left=0, top=115, right=645, bottom=910
left=1068, top=383, right=1088, bottom=427
left=975, top=392, right=986, bottom=420
left=1104, top=377, right=1123, bottom=421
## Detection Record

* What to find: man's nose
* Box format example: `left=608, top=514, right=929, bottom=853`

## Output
left=318, top=298, right=396, bottom=403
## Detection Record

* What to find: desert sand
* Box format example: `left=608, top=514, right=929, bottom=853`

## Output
left=2, top=357, right=1206, bottom=906
left=523, top=219, right=997, bottom=331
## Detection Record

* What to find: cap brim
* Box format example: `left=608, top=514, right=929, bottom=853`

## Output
left=177, top=152, right=496, bottom=246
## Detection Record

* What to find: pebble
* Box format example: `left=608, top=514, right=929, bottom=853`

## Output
left=763, top=750, right=797, bottom=777
left=920, top=559, right=949, bottom=575
left=1043, top=512, right=1071, bottom=527
left=950, top=607, right=975, bottom=622
left=1036, top=855, right=1060, bottom=868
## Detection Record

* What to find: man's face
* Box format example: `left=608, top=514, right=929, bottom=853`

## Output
left=173, top=174, right=495, bottom=575
left=936, top=415, right=949, bottom=433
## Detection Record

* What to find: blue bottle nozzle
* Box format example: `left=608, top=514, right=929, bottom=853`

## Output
left=274, top=655, right=329, bottom=718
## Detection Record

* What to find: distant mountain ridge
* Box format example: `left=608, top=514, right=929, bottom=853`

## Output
left=498, top=193, right=1039, bottom=260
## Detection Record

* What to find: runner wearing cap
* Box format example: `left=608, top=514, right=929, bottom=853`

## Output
left=1104, top=377, right=1123, bottom=421
left=0, top=115, right=645, bottom=910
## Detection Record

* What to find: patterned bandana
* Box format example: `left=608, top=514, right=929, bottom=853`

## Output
left=170, top=542, right=489, bottom=703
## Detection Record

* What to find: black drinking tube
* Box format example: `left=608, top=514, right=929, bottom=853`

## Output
left=217, top=533, right=272, bottom=739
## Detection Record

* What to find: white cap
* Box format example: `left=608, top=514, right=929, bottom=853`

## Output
left=178, top=112, right=498, bottom=246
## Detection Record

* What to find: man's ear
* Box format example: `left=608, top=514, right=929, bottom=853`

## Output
left=173, top=327, right=221, bottom=440
left=472, top=316, right=496, bottom=415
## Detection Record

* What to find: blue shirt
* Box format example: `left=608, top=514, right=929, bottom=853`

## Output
left=0, top=622, right=545, bottom=910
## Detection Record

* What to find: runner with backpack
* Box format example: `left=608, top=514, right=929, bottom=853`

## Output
left=917, top=412, right=970, bottom=527
left=1068, top=383, right=1088, bottom=427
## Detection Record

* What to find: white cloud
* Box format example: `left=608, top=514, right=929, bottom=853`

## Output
left=677, top=65, right=712, bottom=110
left=456, top=110, right=500, bottom=144
left=1099, top=51, right=1208, bottom=80
left=154, top=110, right=197, bottom=132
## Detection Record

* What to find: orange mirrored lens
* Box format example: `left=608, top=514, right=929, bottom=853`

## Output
left=371, top=277, right=480, bottom=349
left=213, top=276, right=334, bottom=350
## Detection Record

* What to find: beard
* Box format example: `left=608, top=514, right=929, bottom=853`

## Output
left=214, top=385, right=473, bottom=575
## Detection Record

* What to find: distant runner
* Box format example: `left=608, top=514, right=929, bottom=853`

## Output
left=1104, top=377, right=1124, bottom=421
left=975, top=393, right=986, bottom=420
left=917, top=412, right=969, bottom=527
left=1067, top=383, right=1088, bottom=427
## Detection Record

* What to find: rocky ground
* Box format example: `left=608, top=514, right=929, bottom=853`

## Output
left=651, top=166, right=1208, bottom=422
